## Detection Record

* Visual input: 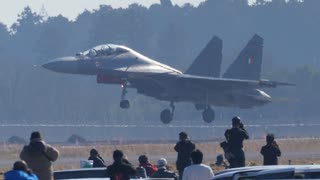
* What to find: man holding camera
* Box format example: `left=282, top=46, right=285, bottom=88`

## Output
left=260, top=133, right=281, bottom=165
left=224, top=117, right=249, bottom=168
left=174, top=131, right=195, bottom=179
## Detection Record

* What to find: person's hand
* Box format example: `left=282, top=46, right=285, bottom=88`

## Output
left=26, top=169, right=33, bottom=175
left=272, top=141, right=278, bottom=147
left=239, top=122, right=244, bottom=129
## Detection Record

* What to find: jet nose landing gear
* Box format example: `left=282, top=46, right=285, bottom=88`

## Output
left=120, top=99, right=130, bottom=109
left=119, top=81, right=130, bottom=109
left=202, top=106, right=215, bottom=123
left=160, top=102, right=175, bottom=124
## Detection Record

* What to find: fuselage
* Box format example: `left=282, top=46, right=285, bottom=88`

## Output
left=42, top=44, right=272, bottom=109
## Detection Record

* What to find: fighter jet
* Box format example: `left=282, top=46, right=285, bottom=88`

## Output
left=42, top=34, right=294, bottom=124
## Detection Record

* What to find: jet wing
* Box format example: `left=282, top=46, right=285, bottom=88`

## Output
left=176, top=74, right=294, bottom=90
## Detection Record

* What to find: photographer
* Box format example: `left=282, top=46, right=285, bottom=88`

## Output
left=4, top=160, right=38, bottom=180
left=174, top=132, right=195, bottom=179
left=224, top=117, right=249, bottom=168
left=20, top=131, right=59, bottom=180
left=88, top=148, right=106, bottom=168
left=260, top=133, right=281, bottom=165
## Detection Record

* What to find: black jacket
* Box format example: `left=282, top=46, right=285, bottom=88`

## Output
left=174, top=139, right=195, bottom=169
left=107, top=160, right=136, bottom=180
left=260, top=142, right=281, bottom=165
left=224, top=127, right=249, bottom=150
left=151, top=168, right=179, bottom=180
left=88, top=155, right=106, bottom=168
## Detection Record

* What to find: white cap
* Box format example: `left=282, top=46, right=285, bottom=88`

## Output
left=157, top=158, right=167, bottom=167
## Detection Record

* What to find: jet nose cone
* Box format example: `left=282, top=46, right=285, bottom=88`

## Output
left=42, top=56, right=79, bottom=74
left=42, top=60, right=58, bottom=70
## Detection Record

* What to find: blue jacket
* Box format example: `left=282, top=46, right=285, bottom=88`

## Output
left=4, top=170, right=38, bottom=180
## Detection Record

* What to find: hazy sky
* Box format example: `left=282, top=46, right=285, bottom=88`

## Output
left=0, top=0, right=211, bottom=26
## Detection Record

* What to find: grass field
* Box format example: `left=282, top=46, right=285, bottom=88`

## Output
left=1, top=138, right=320, bottom=178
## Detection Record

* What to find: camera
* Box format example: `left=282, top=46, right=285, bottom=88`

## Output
left=239, top=122, right=244, bottom=129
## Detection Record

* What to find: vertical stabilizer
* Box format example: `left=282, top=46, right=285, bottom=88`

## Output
left=223, top=34, right=263, bottom=80
left=185, top=36, right=223, bottom=77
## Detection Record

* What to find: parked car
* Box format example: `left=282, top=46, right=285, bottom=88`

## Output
left=212, top=165, right=320, bottom=180
left=54, top=168, right=174, bottom=180
left=54, top=168, right=107, bottom=179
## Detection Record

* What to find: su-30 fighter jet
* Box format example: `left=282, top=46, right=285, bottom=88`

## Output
left=42, top=34, right=294, bottom=124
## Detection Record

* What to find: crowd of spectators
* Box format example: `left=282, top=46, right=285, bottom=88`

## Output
left=3, top=117, right=282, bottom=180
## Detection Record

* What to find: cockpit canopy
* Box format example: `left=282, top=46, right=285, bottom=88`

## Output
left=80, top=44, right=129, bottom=57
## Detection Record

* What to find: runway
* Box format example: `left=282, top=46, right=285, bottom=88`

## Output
left=1, top=122, right=320, bottom=128
left=1, top=123, right=320, bottom=143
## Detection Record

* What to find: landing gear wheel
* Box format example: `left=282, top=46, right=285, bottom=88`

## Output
left=120, top=100, right=130, bottom=109
left=160, top=109, right=173, bottom=124
left=202, top=107, right=215, bottom=123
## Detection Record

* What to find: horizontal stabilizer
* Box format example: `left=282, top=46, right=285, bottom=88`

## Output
left=259, top=79, right=296, bottom=88
left=185, top=36, right=222, bottom=77
left=223, top=34, right=263, bottom=80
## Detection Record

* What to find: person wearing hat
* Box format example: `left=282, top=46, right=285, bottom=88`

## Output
left=4, top=160, right=38, bottom=180
left=214, top=154, right=228, bottom=169
left=174, top=131, right=195, bottom=179
left=260, top=133, right=281, bottom=165
left=88, top=148, right=106, bottom=167
left=20, top=131, right=59, bottom=180
left=150, top=158, right=178, bottom=180
left=224, top=117, right=249, bottom=168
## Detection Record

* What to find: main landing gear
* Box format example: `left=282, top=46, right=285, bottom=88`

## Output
left=160, top=103, right=215, bottom=124
left=118, top=81, right=215, bottom=124
left=202, top=106, right=215, bottom=123
left=160, top=102, right=175, bottom=124
left=120, top=82, right=130, bottom=109
left=195, top=104, right=215, bottom=123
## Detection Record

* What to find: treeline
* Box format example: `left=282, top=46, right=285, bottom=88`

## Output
left=0, top=0, right=319, bottom=124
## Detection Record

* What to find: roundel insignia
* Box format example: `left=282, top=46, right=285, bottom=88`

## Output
left=248, top=57, right=254, bottom=64
left=95, top=61, right=102, bottom=68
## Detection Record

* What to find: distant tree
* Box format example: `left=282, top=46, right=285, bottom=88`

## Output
left=72, top=9, right=94, bottom=51
left=160, top=0, right=173, bottom=7
left=10, top=6, right=43, bottom=60
left=1, top=1, right=320, bottom=124
left=11, top=6, right=42, bottom=34
left=35, top=15, right=72, bottom=62
left=88, top=5, right=115, bottom=45
left=0, top=23, right=9, bottom=52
